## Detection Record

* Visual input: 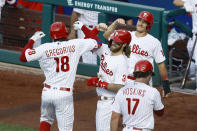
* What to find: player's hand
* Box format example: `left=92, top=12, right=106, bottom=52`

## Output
left=73, top=21, right=84, bottom=30
left=30, top=31, right=45, bottom=42
left=114, top=18, right=126, bottom=26
left=162, top=80, right=171, bottom=98
left=87, top=77, right=99, bottom=87
left=97, top=80, right=109, bottom=89
left=97, top=23, right=108, bottom=32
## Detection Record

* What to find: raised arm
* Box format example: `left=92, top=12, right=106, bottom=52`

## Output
left=20, top=31, right=45, bottom=62
left=68, top=11, right=79, bottom=39
left=103, top=18, right=126, bottom=40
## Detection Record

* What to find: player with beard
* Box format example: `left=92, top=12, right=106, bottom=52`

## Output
left=74, top=21, right=132, bottom=131
left=103, top=11, right=171, bottom=98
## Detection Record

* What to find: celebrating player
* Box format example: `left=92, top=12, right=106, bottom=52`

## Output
left=104, top=11, right=171, bottom=97
left=111, top=60, right=164, bottom=131
left=74, top=21, right=131, bottom=131
left=20, top=22, right=102, bottom=131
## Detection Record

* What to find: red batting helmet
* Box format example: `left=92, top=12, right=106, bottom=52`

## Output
left=134, top=60, right=153, bottom=73
left=50, top=22, right=68, bottom=40
left=138, top=11, right=154, bottom=31
left=109, top=29, right=131, bottom=44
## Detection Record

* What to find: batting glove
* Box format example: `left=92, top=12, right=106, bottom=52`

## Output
left=30, top=31, right=45, bottom=42
left=73, top=21, right=84, bottom=30
left=97, top=80, right=109, bottom=89
left=162, top=80, right=171, bottom=95
left=87, top=77, right=99, bottom=87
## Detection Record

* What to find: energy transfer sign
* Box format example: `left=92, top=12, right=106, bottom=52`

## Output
left=67, top=0, right=118, bottom=13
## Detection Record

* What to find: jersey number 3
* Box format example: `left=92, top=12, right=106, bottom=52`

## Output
left=126, top=98, right=139, bottom=115
left=54, top=56, right=70, bottom=72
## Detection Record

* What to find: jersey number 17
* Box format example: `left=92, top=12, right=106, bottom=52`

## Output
left=126, top=98, right=139, bottom=115
left=54, top=56, right=70, bottom=72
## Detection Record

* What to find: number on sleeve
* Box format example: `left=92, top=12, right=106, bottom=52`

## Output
left=126, top=98, right=140, bottom=115
left=28, top=49, right=36, bottom=55
left=54, top=56, right=70, bottom=72
left=122, top=74, right=126, bottom=82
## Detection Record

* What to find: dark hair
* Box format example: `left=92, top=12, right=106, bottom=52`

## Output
left=123, top=43, right=131, bottom=58
left=133, top=70, right=154, bottom=78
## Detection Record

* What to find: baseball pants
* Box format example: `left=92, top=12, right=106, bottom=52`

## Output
left=40, top=86, right=74, bottom=131
left=96, top=99, right=113, bottom=131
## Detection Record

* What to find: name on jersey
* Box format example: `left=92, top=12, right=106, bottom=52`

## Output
left=131, top=44, right=148, bottom=56
left=123, top=88, right=146, bottom=97
left=100, top=54, right=113, bottom=76
left=45, top=45, right=75, bottom=57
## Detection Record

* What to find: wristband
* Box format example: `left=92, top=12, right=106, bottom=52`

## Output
left=162, top=80, right=171, bottom=95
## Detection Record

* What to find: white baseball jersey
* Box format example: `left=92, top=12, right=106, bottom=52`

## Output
left=94, top=44, right=128, bottom=97
left=128, top=31, right=166, bottom=76
left=25, top=39, right=97, bottom=89
left=183, top=0, right=197, bottom=33
left=183, top=0, right=197, bottom=66
left=112, top=81, right=164, bottom=130
left=74, top=8, right=100, bottom=65
left=74, top=8, right=99, bottom=27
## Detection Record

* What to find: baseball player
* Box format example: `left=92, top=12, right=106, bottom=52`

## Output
left=111, top=60, right=164, bottom=131
left=20, top=22, right=102, bottom=131
left=74, top=22, right=131, bottom=131
left=104, top=11, right=171, bottom=97
left=68, top=8, right=100, bottom=64
left=173, top=0, right=197, bottom=89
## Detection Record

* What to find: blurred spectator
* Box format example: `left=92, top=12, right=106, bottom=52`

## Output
left=0, top=0, right=16, bottom=44
left=0, top=0, right=16, bottom=19
left=173, top=0, right=196, bottom=79
left=68, top=8, right=100, bottom=64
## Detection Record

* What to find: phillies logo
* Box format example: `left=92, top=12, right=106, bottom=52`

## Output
left=100, top=55, right=113, bottom=76
left=131, top=44, right=149, bottom=56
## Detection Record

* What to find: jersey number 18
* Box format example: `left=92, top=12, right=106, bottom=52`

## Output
left=54, top=56, right=70, bottom=72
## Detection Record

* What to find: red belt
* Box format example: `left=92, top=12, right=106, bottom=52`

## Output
left=127, top=76, right=136, bottom=80
left=44, top=83, right=70, bottom=92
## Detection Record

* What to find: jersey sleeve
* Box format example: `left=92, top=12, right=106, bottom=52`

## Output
left=112, top=90, right=122, bottom=113
left=25, top=44, right=44, bottom=62
left=153, top=89, right=164, bottom=111
left=113, top=60, right=128, bottom=85
left=93, top=44, right=109, bottom=58
left=153, top=40, right=166, bottom=64
left=74, top=39, right=97, bottom=55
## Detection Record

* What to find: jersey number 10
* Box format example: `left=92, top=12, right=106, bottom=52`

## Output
left=54, top=56, right=70, bottom=72
left=126, top=98, right=139, bottom=115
